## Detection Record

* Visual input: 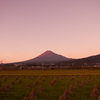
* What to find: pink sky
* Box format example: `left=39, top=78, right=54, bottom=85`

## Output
left=0, top=0, right=100, bottom=63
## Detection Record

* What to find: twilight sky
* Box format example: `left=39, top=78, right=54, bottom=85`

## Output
left=0, top=0, right=100, bottom=63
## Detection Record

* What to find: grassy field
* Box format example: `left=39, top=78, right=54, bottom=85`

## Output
left=0, top=69, right=100, bottom=100
left=0, top=69, right=100, bottom=75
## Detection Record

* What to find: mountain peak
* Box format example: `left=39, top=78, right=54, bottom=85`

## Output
left=38, top=50, right=56, bottom=57
left=45, top=50, right=52, bottom=53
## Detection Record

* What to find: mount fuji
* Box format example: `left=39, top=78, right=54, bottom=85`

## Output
left=19, top=50, right=72, bottom=64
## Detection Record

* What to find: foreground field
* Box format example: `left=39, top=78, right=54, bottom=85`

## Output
left=0, top=69, right=100, bottom=75
left=0, top=69, right=100, bottom=100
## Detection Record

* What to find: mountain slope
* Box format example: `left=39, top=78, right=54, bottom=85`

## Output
left=21, top=50, right=72, bottom=64
left=62, top=54, right=100, bottom=65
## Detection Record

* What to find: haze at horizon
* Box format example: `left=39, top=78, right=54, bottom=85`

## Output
left=0, top=0, right=100, bottom=63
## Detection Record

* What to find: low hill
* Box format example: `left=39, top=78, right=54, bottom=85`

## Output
left=61, top=54, right=100, bottom=66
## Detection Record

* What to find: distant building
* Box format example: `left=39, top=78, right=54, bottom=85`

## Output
left=14, top=64, right=23, bottom=66
left=31, top=66, right=34, bottom=68
left=94, top=63, right=100, bottom=67
left=19, top=66, right=23, bottom=70
left=0, top=67, right=2, bottom=70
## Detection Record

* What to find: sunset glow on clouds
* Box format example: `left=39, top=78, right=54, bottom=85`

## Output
left=0, top=0, right=100, bottom=63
